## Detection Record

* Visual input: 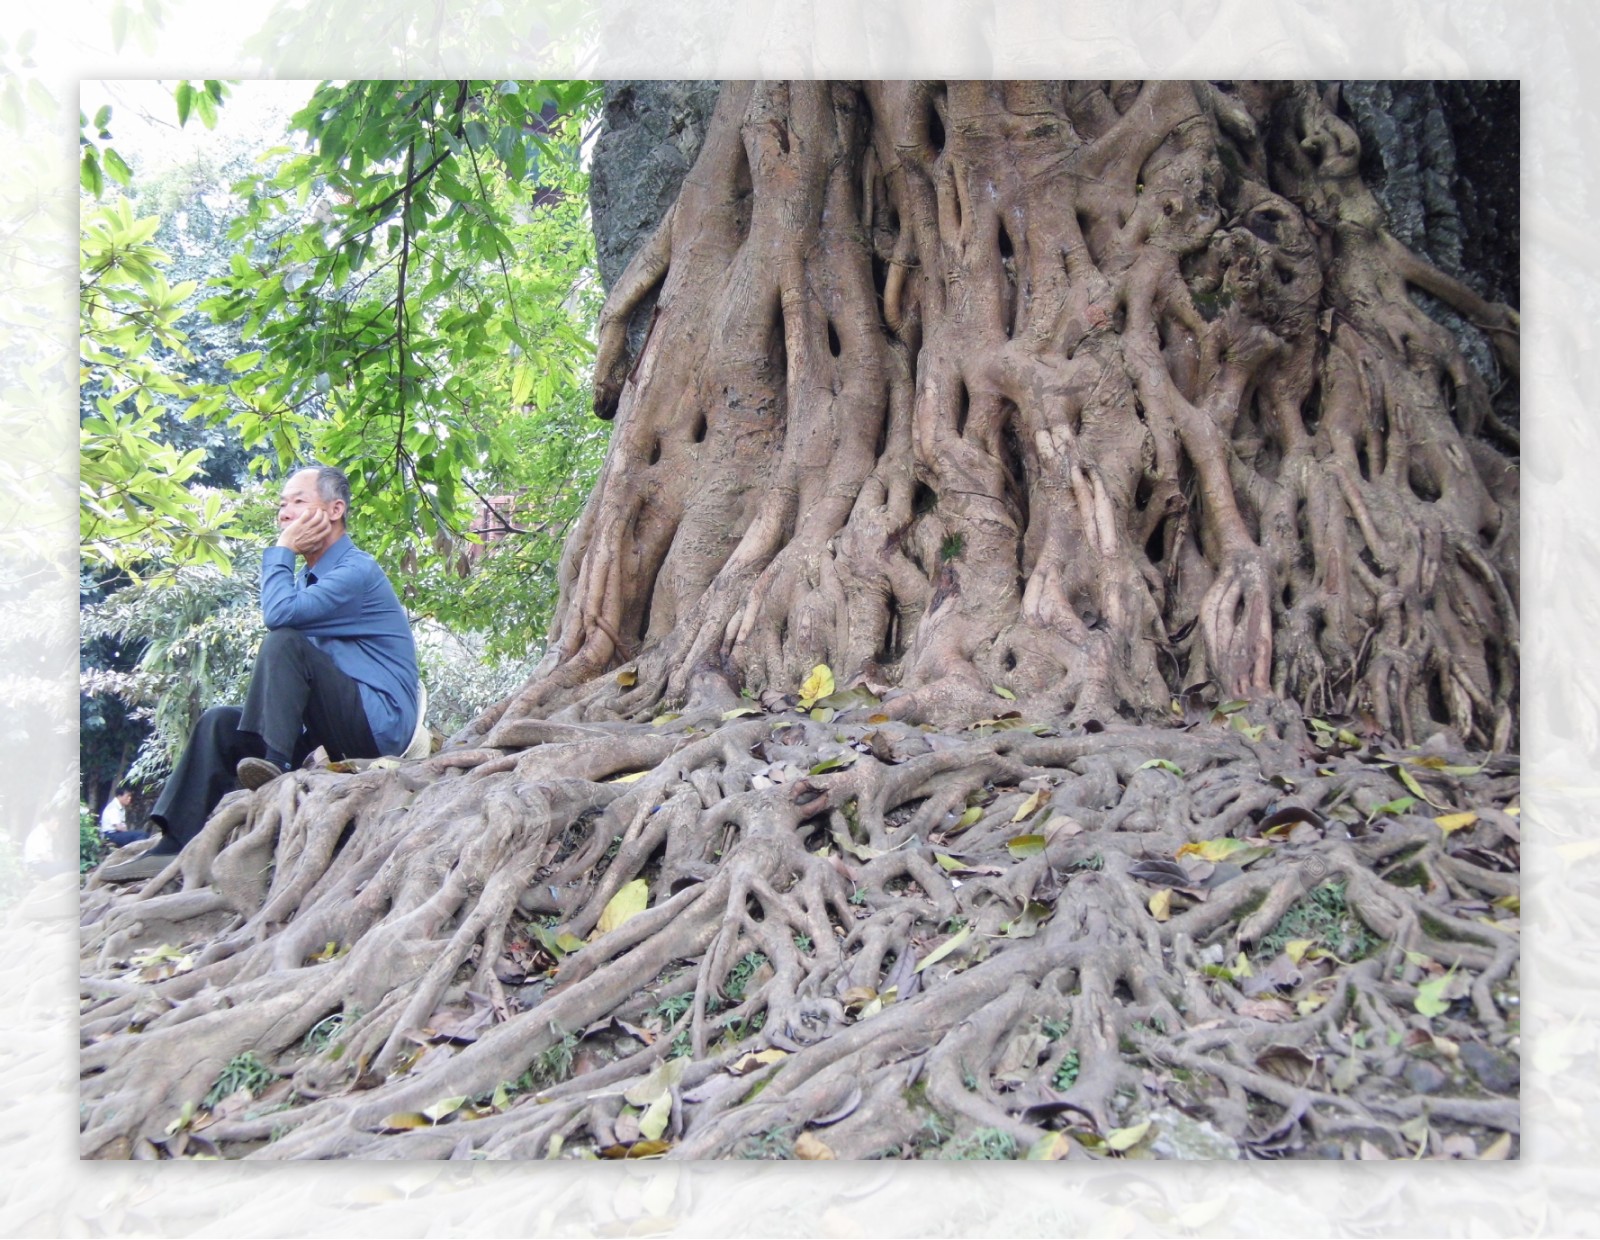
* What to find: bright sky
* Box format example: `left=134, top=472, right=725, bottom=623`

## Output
left=79, top=79, right=317, bottom=180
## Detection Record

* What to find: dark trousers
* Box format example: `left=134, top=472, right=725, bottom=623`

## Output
left=149, top=628, right=378, bottom=848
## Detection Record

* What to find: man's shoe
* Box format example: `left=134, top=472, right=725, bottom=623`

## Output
left=99, top=846, right=178, bottom=883
left=237, top=756, right=289, bottom=790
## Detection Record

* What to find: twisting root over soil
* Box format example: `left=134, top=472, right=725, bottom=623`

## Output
left=82, top=701, right=1520, bottom=1160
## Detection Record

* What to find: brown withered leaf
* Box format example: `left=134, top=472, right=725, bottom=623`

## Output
left=598, top=1139, right=671, bottom=1159
left=1236, top=997, right=1296, bottom=1022
left=794, top=1132, right=836, bottom=1159
left=1256, top=1044, right=1318, bottom=1087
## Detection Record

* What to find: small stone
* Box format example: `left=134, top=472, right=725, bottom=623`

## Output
left=1145, top=1107, right=1240, bottom=1160
left=1403, top=1058, right=1448, bottom=1095
left=1460, top=1042, right=1520, bottom=1094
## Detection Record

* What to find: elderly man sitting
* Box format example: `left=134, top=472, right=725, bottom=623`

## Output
left=102, top=465, right=421, bottom=882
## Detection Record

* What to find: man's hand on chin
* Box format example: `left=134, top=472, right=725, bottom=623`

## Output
left=278, top=509, right=333, bottom=557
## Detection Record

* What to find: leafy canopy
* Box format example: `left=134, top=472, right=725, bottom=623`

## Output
left=80, top=79, right=608, bottom=656
left=202, top=78, right=605, bottom=650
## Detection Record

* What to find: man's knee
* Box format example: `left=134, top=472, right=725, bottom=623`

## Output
left=196, top=705, right=244, bottom=739
left=258, top=627, right=310, bottom=657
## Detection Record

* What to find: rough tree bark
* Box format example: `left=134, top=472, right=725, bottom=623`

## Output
left=81, top=81, right=1520, bottom=1162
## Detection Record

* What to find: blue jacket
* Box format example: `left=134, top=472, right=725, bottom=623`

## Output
left=259, top=534, right=420, bottom=755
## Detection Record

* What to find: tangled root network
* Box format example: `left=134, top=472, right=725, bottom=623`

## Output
left=81, top=697, right=1519, bottom=1161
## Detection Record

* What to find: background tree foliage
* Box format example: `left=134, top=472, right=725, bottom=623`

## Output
left=78, top=78, right=608, bottom=801
left=203, top=78, right=606, bottom=647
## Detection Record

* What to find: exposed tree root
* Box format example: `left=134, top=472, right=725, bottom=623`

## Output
left=81, top=704, right=1519, bottom=1161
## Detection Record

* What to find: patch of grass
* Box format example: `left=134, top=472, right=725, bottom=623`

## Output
left=302, top=1012, right=347, bottom=1054
left=1258, top=881, right=1380, bottom=961
left=723, top=951, right=769, bottom=1004
left=1069, top=854, right=1104, bottom=872
left=793, top=933, right=813, bottom=954
left=896, top=1081, right=954, bottom=1158
left=938, top=1127, right=1017, bottom=1160
left=204, top=1052, right=276, bottom=1109
left=1386, top=862, right=1429, bottom=889
left=654, top=991, right=693, bottom=1024
left=735, top=1126, right=795, bottom=1159
left=1051, top=1049, right=1081, bottom=1091
left=1041, top=1014, right=1071, bottom=1041
left=939, top=532, right=965, bottom=562
left=719, top=1011, right=766, bottom=1047
left=529, top=1028, right=580, bottom=1088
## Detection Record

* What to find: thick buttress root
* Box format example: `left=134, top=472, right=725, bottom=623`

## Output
left=481, top=80, right=1516, bottom=751
left=81, top=704, right=1519, bottom=1160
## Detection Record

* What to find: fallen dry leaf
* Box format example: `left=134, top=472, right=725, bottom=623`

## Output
left=794, top=1131, right=835, bottom=1159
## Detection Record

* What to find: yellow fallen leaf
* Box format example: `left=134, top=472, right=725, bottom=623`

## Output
left=616, top=669, right=638, bottom=688
left=1392, top=764, right=1448, bottom=808
left=1434, top=811, right=1477, bottom=835
left=638, top=1091, right=672, bottom=1141
left=730, top=1049, right=788, bottom=1075
left=596, top=879, right=650, bottom=936
left=378, top=1112, right=432, bottom=1130
left=794, top=1132, right=835, bottom=1159
left=915, top=924, right=971, bottom=972
left=623, top=1056, right=689, bottom=1109
left=422, top=1095, right=467, bottom=1123
left=1106, top=1120, right=1151, bottom=1151
left=1176, top=837, right=1254, bottom=862
left=1012, top=788, right=1045, bottom=822
left=798, top=664, right=835, bottom=708
left=1285, top=939, right=1315, bottom=964
left=1148, top=888, right=1171, bottom=922
left=1479, top=1132, right=1513, bottom=1160
left=609, top=770, right=648, bottom=783
left=1027, top=1132, right=1076, bottom=1159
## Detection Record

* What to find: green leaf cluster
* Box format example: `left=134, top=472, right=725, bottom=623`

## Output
left=198, top=79, right=606, bottom=650
left=80, top=194, right=241, bottom=575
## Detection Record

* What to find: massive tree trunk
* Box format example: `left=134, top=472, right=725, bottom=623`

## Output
left=479, top=79, right=1517, bottom=750
left=81, top=82, right=1520, bottom=1162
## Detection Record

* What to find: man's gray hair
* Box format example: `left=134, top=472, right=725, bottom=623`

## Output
left=299, top=465, right=353, bottom=513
